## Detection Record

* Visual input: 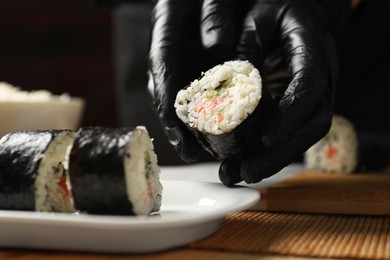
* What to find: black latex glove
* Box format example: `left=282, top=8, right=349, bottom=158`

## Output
left=148, top=0, right=251, bottom=163
left=219, top=0, right=350, bottom=186
left=148, top=0, right=349, bottom=185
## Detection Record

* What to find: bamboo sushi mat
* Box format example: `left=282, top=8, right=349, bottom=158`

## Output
left=189, top=211, right=390, bottom=259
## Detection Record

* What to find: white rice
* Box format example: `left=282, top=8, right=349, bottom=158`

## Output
left=124, top=126, right=162, bottom=215
left=304, top=115, right=358, bottom=173
left=175, top=60, right=262, bottom=135
left=35, top=130, right=75, bottom=212
left=0, top=81, right=71, bottom=102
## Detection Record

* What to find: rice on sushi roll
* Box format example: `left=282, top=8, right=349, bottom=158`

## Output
left=0, top=130, right=75, bottom=212
left=175, top=60, right=271, bottom=160
left=69, top=126, right=162, bottom=216
left=304, top=115, right=358, bottom=173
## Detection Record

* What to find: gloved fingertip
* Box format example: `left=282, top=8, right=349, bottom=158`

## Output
left=261, top=135, right=273, bottom=148
left=241, top=158, right=271, bottom=184
left=177, top=144, right=202, bottom=163
left=202, top=29, right=235, bottom=57
left=218, top=159, right=242, bottom=187
left=165, top=125, right=202, bottom=163
left=200, top=0, right=236, bottom=56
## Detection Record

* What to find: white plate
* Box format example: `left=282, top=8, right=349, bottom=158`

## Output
left=0, top=180, right=259, bottom=253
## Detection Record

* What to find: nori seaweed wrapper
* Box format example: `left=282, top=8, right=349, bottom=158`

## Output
left=69, top=127, right=135, bottom=215
left=0, top=130, right=58, bottom=211
left=188, top=86, right=274, bottom=161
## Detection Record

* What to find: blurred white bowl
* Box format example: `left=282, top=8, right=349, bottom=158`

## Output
left=0, top=97, right=85, bottom=138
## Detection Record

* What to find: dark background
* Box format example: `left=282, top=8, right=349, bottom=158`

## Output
left=0, top=0, right=187, bottom=165
left=1, top=1, right=389, bottom=167
left=0, top=0, right=117, bottom=127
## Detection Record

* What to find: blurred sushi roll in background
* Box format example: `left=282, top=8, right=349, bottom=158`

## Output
left=69, top=126, right=162, bottom=216
left=0, top=130, right=75, bottom=212
left=304, top=115, right=358, bottom=173
left=175, top=60, right=272, bottom=160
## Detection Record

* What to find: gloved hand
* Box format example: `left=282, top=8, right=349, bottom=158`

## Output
left=217, top=0, right=350, bottom=186
left=148, top=0, right=349, bottom=185
left=148, top=0, right=251, bottom=163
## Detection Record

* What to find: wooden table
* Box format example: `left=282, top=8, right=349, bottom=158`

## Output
left=0, top=248, right=310, bottom=260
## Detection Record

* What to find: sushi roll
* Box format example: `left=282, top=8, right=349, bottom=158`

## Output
left=0, top=130, right=75, bottom=212
left=304, top=115, right=358, bottom=173
left=69, top=126, right=162, bottom=215
left=175, top=60, right=271, bottom=160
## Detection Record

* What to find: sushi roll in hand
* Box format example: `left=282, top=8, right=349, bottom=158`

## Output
left=175, top=60, right=272, bottom=160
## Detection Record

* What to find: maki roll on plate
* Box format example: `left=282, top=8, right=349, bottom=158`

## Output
left=69, top=126, right=162, bottom=216
left=0, top=130, right=75, bottom=212
left=175, top=60, right=271, bottom=160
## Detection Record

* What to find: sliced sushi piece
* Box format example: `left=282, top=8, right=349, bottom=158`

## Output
left=69, top=126, right=162, bottom=215
left=175, top=60, right=272, bottom=160
left=0, top=130, right=75, bottom=212
left=304, top=115, right=358, bottom=173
